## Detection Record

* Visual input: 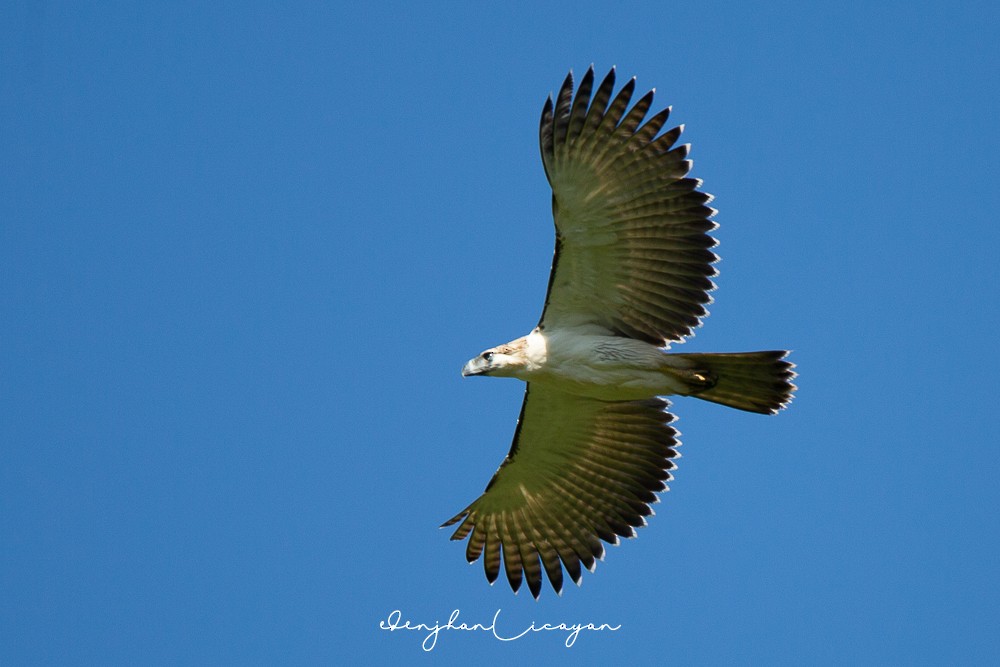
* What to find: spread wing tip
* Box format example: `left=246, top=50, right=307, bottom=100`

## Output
left=440, top=509, right=467, bottom=528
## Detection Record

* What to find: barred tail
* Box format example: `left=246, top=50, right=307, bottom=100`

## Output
left=671, top=351, right=796, bottom=415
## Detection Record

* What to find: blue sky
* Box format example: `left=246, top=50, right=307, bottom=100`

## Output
left=2, top=1, right=999, bottom=663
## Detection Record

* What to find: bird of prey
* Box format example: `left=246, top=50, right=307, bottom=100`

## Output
left=443, top=66, right=795, bottom=598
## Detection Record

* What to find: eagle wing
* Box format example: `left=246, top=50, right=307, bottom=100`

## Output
left=538, top=66, right=718, bottom=346
left=442, top=384, right=679, bottom=597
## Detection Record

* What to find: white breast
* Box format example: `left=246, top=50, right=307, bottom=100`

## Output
left=523, top=328, right=684, bottom=400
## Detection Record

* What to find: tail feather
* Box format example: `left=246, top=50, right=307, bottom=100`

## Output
left=671, top=351, right=796, bottom=414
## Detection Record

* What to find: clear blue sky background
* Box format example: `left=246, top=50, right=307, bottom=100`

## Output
left=3, top=1, right=998, bottom=664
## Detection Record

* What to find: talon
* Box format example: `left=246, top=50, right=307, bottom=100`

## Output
left=690, top=371, right=717, bottom=391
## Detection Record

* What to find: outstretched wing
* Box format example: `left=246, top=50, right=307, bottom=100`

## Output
left=442, top=383, right=679, bottom=598
left=538, top=66, right=718, bottom=346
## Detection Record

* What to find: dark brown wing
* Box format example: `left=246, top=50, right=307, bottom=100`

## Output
left=538, top=66, right=718, bottom=345
left=442, top=383, right=679, bottom=598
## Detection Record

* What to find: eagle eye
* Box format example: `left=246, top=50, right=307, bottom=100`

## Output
left=482, top=351, right=494, bottom=361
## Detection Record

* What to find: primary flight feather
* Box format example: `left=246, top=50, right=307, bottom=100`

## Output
left=444, top=66, right=795, bottom=599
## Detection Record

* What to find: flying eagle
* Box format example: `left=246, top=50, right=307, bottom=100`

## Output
left=443, top=66, right=795, bottom=598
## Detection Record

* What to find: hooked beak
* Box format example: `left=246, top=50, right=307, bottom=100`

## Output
left=462, top=357, right=488, bottom=377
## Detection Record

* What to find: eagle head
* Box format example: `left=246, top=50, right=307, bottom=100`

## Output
left=462, top=337, right=530, bottom=378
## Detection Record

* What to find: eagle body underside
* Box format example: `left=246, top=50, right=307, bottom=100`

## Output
left=515, top=327, right=695, bottom=401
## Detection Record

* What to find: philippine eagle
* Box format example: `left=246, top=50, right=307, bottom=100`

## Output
left=443, top=66, right=795, bottom=598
